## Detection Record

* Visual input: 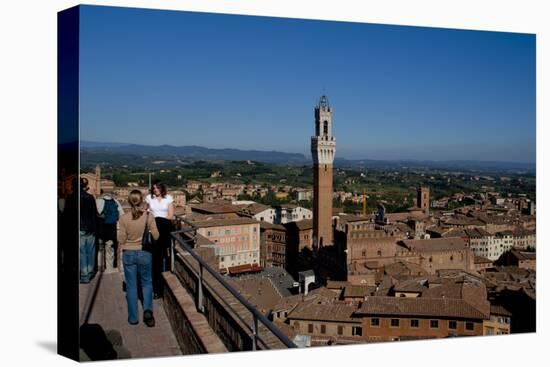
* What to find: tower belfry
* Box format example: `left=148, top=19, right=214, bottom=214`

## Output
left=311, top=95, right=336, bottom=247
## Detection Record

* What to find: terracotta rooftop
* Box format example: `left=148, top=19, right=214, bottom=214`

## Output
left=401, top=237, right=468, bottom=252
left=464, top=228, right=492, bottom=238
left=326, top=280, right=349, bottom=290
left=190, top=202, right=242, bottom=214
left=421, top=282, right=463, bottom=299
left=239, top=202, right=272, bottom=215
left=443, top=217, right=484, bottom=226
left=286, top=219, right=313, bottom=231
left=343, top=285, right=376, bottom=298
left=288, top=300, right=361, bottom=323
left=385, top=211, right=427, bottom=223
left=356, top=296, right=487, bottom=320
left=442, top=228, right=467, bottom=238
left=188, top=216, right=260, bottom=228
left=490, top=304, right=512, bottom=317
left=383, top=260, right=429, bottom=278
left=260, top=221, right=286, bottom=231
left=338, top=214, right=371, bottom=224
left=474, top=256, right=493, bottom=264
left=393, top=278, right=428, bottom=294
left=308, top=286, right=340, bottom=300
left=512, top=228, right=536, bottom=236
left=510, top=250, right=536, bottom=261
left=229, top=277, right=282, bottom=313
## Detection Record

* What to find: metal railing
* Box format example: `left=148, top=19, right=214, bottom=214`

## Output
left=79, top=240, right=106, bottom=327
left=170, top=216, right=297, bottom=350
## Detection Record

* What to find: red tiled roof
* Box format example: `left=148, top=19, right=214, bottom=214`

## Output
left=288, top=301, right=361, bottom=323
left=356, top=296, right=487, bottom=320
left=401, top=237, right=468, bottom=252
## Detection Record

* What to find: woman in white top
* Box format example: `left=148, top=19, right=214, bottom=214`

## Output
left=145, top=180, right=175, bottom=298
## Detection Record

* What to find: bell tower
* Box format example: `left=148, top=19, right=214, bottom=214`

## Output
left=311, top=95, right=336, bottom=247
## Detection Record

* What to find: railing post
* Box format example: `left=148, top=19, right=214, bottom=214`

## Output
left=170, top=237, right=175, bottom=272
left=197, top=262, right=204, bottom=312
left=251, top=313, right=258, bottom=351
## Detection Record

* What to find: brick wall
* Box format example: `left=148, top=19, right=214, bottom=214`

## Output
left=162, top=272, right=227, bottom=355
left=361, top=316, right=483, bottom=340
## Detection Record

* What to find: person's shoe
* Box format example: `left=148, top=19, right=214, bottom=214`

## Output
left=128, top=319, right=139, bottom=326
left=143, top=310, right=155, bottom=327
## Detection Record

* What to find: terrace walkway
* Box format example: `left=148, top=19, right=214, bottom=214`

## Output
left=79, top=271, right=182, bottom=360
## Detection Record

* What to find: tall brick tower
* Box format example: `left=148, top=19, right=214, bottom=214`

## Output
left=311, top=95, right=336, bottom=247
left=417, top=186, right=430, bottom=215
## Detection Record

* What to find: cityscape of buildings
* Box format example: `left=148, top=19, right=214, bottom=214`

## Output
left=76, top=95, right=536, bottom=350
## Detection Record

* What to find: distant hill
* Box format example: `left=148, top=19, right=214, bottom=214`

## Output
left=80, top=141, right=308, bottom=164
left=80, top=141, right=535, bottom=173
left=334, top=157, right=536, bottom=172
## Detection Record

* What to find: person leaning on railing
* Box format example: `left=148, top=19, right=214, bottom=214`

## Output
left=117, top=190, right=160, bottom=327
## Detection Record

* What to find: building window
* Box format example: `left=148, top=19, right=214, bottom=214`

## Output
left=377, top=249, right=382, bottom=257
left=337, top=326, right=343, bottom=335
left=370, top=318, right=380, bottom=327
left=410, top=319, right=419, bottom=328
left=390, top=319, right=400, bottom=328
left=430, top=320, right=439, bottom=329
left=465, top=322, right=474, bottom=331
left=321, top=324, right=326, bottom=334
left=308, top=324, right=313, bottom=333
left=362, top=250, right=366, bottom=257
left=352, top=326, right=362, bottom=336
left=449, top=320, right=457, bottom=330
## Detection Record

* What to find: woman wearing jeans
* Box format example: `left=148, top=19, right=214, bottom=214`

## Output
left=118, top=190, right=159, bottom=326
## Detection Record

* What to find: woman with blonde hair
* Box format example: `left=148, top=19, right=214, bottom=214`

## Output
left=118, top=190, right=159, bottom=326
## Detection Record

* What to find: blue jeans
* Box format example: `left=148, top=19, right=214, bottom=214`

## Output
left=123, top=250, right=153, bottom=324
left=80, top=231, right=96, bottom=282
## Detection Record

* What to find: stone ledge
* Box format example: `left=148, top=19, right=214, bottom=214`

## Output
left=162, top=272, right=228, bottom=354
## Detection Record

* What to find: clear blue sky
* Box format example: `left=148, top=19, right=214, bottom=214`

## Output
left=79, top=5, right=536, bottom=162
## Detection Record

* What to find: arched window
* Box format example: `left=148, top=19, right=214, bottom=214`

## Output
left=323, top=121, right=328, bottom=135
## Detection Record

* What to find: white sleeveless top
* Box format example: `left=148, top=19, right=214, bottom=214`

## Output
left=145, top=194, right=174, bottom=218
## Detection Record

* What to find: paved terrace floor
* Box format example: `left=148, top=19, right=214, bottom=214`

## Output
left=79, top=271, right=182, bottom=360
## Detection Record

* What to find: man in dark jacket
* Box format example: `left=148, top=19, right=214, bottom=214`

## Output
left=80, top=177, right=98, bottom=283
left=96, top=189, right=124, bottom=271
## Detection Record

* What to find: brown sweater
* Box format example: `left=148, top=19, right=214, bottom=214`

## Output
left=118, top=211, right=160, bottom=251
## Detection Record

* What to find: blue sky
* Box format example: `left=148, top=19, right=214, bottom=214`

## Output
left=79, top=5, right=536, bottom=162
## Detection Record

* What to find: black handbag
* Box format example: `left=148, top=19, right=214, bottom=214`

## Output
left=141, top=212, right=155, bottom=253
